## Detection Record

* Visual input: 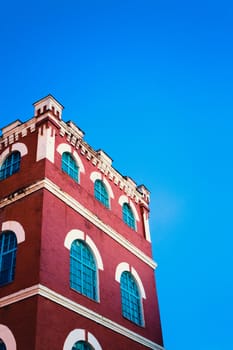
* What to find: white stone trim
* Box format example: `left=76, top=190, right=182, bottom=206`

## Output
left=131, top=267, right=146, bottom=299
left=115, top=262, right=130, bottom=282
left=0, top=107, right=150, bottom=206
left=0, top=143, right=28, bottom=165
left=142, top=211, right=151, bottom=242
left=0, top=285, right=40, bottom=306
left=0, top=324, right=17, bottom=350
left=86, top=235, right=104, bottom=270
left=0, top=148, right=10, bottom=164
left=57, top=143, right=85, bottom=173
left=115, top=263, right=146, bottom=299
left=0, top=178, right=157, bottom=269
left=36, top=125, right=55, bottom=163
left=63, top=329, right=85, bottom=350
left=90, top=171, right=114, bottom=198
left=57, top=143, right=72, bottom=155
left=0, top=285, right=164, bottom=350
left=87, top=332, right=102, bottom=350
left=34, top=95, right=63, bottom=119
left=12, top=142, right=28, bottom=156
left=64, top=230, right=104, bottom=270
left=73, top=151, right=85, bottom=173
left=64, top=229, right=84, bottom=248
left=118, top=196, right=139, bottom=222
left=118, top=195, right=128, bottom=206
left=1, top=221, right=25, bottom=243
left=129, top=200, right=139, bottom=221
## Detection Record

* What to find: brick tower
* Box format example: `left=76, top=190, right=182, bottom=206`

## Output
left=0, top=95, right=164, bottom=350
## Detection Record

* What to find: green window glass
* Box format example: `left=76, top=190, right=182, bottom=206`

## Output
left=70, top=240, right=97, bottom=301
left=120, top=271, right=142, bottom=326
left=62, top=152, right=79, bottom=182
left=0, top=231, right=17, bottom=286
left=94, top=180, right=109, bottom=208
left=0, top=151, right=21, bottom=180
left=122, top=203, right=136, bottom=230
left=72, top=341, right=92, bottom=350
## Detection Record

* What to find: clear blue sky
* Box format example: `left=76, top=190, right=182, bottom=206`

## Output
left=1, top=1, right=233, bottom=349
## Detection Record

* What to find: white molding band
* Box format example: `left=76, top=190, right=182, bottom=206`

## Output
left=0, top=285, right=165, bottom=350
left=1, top=221, right=25, bottom=243
left=0, top=178, right=157, bottom=269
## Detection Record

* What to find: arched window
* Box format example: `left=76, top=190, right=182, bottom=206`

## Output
left=0, top=151, right=21, bottom=180
left=0, top=231, right=17, bottom=286
left=70, top=240, right=97, bottom=301
left=0, top=340, right=6, bottom=350
left=72, top=341, right=93, bottom=350
left=122, top=203, right=136, bottom=230
left=120, top=271, right=143, bottom=326
left=62, top=152, right=79, bottom=182
left=94, top=180, right=109, bottom=208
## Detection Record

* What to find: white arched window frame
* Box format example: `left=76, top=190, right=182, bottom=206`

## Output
left=115, top=262, right=146, bottom=327
left=0, top=143, right=28, bottom=180
left=0, top=325, right=16, bottom=350
left=0, top=143, right=28, bottom=166
left=0, top=221, right=25, bottom=287
left=90, top=171, right=114, bottom=208
left=1, top=221, right=25, bottom=244
left=64, top=230, right=104, bottom=301
left=63, top=329, right=102, bottom=350
left=118, top=195, right=139, bottom=231
left=115, top=262, right=146, bottom=299
left=57, top=143, right=85, bottom=182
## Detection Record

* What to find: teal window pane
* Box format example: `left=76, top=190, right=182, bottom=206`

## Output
left=122, top=203, right=136, bottom=230
left=0, top=231, right=17, bottom=286
left=0, top=151, right=21, bottom=180
left=94, top=180, right=109, bottom=208
left=62, top=152, right=79, bottom=182
left=120, top=271, right=142, bottom=326
left=70, top=240, right=97, bottom=301
left=72, top=341, right=92, bottom=350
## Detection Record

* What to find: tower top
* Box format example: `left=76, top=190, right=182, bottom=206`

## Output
left=33, top=94, right=64, bottom=120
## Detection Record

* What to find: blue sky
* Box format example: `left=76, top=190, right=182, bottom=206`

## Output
left=1, top=1, right=233, bottom=349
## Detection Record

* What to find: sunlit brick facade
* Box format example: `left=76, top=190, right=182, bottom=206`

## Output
left=0, top=95, right=164, bottom=350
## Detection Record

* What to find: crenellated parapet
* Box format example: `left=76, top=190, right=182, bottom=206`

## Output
left=0, top=95, right=150, bottom=206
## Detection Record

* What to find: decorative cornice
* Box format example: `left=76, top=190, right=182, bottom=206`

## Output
left=0, top=285, right=165, bottom=350
left=0, top=178, right=157, bottom=269
left=0, top=111, right=150, bottom=205
left=0, top=117, right=37, bottom=148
